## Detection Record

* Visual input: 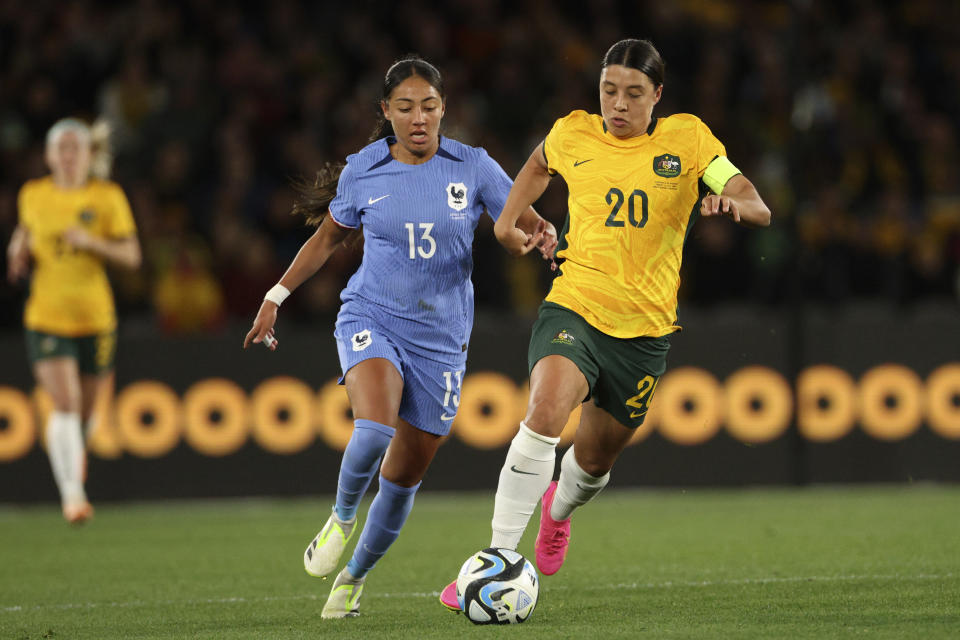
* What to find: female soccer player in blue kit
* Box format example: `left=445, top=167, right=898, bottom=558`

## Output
left=244, top=56, right=557, bottom=619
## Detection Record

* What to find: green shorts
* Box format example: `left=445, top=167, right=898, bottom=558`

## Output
left=528, top=302, right=670, bottom=428
left=25, top=329, right=117, bottom=375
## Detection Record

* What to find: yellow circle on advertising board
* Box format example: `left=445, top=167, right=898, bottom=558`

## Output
left=453, top=373, right=523, bottom=449
left=859, top=364, right=923, bottom=441
left=115, top=381, right=182, bottom=458
left=656, top=367, right=723, bottom=445
left=250, top=376, right=316, bottom=454
left=183, top=378, right=249, bottom=456
left=0, top=387, right=35, bottom=462
left=925, top=364, right=960, bottom=439
left=724, top=366, right=793, bottom=444
left=797, top=365, right=856, bottom=442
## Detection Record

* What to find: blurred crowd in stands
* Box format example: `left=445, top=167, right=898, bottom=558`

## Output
left=1, top=0, right=958, bottom=333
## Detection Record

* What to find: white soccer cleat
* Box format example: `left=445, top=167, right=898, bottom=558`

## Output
left=321, top=568, right=365, bottom=619
left=304, top=508, right=357, bottom=578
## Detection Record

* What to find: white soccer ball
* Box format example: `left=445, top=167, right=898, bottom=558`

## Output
left=456, top=547, right=539, bottom=625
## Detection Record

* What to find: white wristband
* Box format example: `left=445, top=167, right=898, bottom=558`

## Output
left=264, top=284, right=291, bottom=306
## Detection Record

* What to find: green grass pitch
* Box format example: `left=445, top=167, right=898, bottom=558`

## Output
left=1, top=486, right=958, bottom=639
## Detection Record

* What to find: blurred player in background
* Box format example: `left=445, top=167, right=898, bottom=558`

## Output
left=441, top=38, right=771, bottom=608
left=244, top=56, right=557, bottom=619
left=6, top=118, right=141, bottom=524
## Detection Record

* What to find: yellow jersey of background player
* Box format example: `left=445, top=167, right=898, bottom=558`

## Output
left=18, top=175, right=137, bottom=336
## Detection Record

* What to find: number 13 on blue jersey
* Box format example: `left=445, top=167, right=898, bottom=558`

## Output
left=405, top=222, right=436, bottom=259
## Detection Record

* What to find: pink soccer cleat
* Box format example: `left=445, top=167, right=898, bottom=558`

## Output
left=534, top=481, right=570, bottom=575
left=439, top=580, right=461, bottom=612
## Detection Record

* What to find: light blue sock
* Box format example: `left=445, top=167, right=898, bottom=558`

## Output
left=335, top=419, right=394, bottom=521
left=346, top=476, right=420, bottom=579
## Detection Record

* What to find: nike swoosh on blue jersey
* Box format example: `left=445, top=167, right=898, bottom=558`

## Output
left=368, top=195, right=390, bottom=204
left=440, top=414, right=456, bottom=421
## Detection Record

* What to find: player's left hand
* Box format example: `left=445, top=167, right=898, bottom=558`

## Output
left=534, top=219, right=559, bottom=271
left=62, top=227, right=96, bottom=251
left=700, top=195, right=741, bottom=223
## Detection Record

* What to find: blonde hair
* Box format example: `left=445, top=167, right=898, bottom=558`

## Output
left=45, top=117, right=114, bottom=179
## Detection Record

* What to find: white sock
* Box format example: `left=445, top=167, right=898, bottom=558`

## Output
left=550, top=446, right=610, bottom=521
left=46, top=411, right=86, bottom=505
left=490, top=422, right=559, bottom=549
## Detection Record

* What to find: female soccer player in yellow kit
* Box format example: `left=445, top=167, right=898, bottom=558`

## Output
left=442, top=38, right=770, bottom=608
left=7, top=119, right=141, bottom=523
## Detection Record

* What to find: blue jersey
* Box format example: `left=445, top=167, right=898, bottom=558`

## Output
left=329, top=136, right=512, bottom=359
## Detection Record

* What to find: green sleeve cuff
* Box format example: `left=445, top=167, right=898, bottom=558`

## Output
left=542, top=139, right=557, bottom=175
left=703, top=156, right=741, bottom=194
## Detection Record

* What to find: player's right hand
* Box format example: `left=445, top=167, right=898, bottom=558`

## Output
left=244, top=301, right=279, bottom=350
left=6, top=227, right=31, bottom=283
left=497, top=226, right=537, bottom=257
left=6, top=253, right=29, bottom=283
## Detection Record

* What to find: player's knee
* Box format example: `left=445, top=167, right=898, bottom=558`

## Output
left=524, top=401, right=570, bottom=438
left=50, top=388, right=82, bottom=413
left=380, top=448, right=428, bottom=487
left=578, top=457, right=613, bottom=477
left=380, top=465, right=424, bottom=488
left=575, top=445, right=620, bottom=476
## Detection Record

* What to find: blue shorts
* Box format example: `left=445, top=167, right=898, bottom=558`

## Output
left=334, top=312, right=466, bottom=436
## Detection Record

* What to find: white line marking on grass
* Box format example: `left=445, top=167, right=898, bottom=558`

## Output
left=1, top=594, right=322, bottom=614
left=2, top=573, right=953, bottom=614
left=600, top=572, right=956, bottom=590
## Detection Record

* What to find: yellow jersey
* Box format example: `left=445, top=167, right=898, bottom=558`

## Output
left=543, top=110, right=738, bottom=338
left=18, top=176, right=137, bottom=335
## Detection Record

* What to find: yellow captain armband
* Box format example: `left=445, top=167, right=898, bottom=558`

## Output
left=703, top=156, right=742, bottom=194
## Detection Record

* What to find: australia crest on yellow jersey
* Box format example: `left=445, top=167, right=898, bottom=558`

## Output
left=653, top=154, right=681, bottom=178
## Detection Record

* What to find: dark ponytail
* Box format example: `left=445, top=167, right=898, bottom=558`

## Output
left=602, top=39, right=665, bottom=87
left=291, top=162, right=346, bottom=226
left=293, top=55, right=445, bottom=226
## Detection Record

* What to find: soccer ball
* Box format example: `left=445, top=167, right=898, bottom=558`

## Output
left=456, top=547, right=539, bottom=625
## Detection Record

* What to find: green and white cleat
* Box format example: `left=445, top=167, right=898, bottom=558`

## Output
left=321, top=568, right=365, bottom=619
left=304, top=508, right=357, bottom=579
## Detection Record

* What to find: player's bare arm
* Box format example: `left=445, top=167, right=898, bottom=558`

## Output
left=6, top=224, right=31, bottom=282
left=62, top=228, right=141, bottom=269
left=701, top=174, right=771, bottom=228
left=244, top=214, right=352, bottom=350
left=494, top=141, right=553, bottom=257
